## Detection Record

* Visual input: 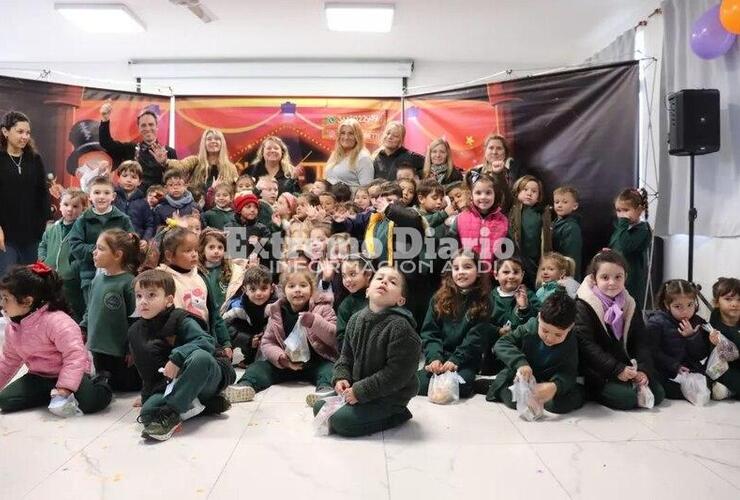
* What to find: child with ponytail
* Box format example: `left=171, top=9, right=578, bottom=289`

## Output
left=82, top=229, right=142, bottom=391
left=609, top=188, right=651, bottom=309
left=0, top=264, right=112, bottom=414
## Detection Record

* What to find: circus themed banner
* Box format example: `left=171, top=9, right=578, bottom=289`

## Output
left=174, top=96, right=401, bottom=177
left=405, top=61, right=640, bottom=261
left=0, top=75, right=171, bottom=216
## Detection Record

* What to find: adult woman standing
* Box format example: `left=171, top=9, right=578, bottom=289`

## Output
left=324, top=119, right=373, bottom=189
left=246, top=136, right=297, bottom=194
left=469, top=134, right=523, bottom=213
left=99, top=100, right=177, bottom=192
left=422, top=138, right=463, bottom=188
left=0, top=111, right=51, bottom=275
left=372, top=121, right=424, bottom=180
left=166, top=129, right=239, bottom=206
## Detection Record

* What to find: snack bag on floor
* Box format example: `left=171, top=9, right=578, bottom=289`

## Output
left=631, top=359, right=654, bottom=409
left=427, top=371, right=466, bottom=405
left=509, top=374, right=544, bottom=421
left=313, top=395, right=347, bottom=436
left=672, top=372, right=710, bottom=407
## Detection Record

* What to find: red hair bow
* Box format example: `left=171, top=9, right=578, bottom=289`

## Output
left=28, top=261, right=53, bottom=275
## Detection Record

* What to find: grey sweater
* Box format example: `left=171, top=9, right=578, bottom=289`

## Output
left=333, top=306, right=421, bottom=405
left=325, top=150, right=374, bottom=188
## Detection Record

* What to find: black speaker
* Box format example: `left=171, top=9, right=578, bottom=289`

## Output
left=668, top=89, right=720, bottom=156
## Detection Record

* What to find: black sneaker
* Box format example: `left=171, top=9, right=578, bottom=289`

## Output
left=141, top=406, right=182, bottom=441
left=202, top=394, right=232, bottom=415
left=473, top=378, right=493, bottom=395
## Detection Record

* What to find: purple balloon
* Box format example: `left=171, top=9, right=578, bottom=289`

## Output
left=691, top=4, right=736, bottom=59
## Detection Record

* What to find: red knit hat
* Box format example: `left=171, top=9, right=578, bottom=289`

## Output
left=234, top=192, right=260, bottom=213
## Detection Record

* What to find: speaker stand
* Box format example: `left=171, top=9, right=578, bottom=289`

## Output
left=688, top=153, right=696, bottom=283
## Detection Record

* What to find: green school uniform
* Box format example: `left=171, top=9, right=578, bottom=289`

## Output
left=552, top=214, right=583, bottom=279
left=609, top=218, right=651, bottom=309
left=487, top=317, right=584, bottom=414
left=83, top=272, right=136, bottom=357
left=202, top=207, right=237, bottom=230
left=336, top=289, right=368, bottom=350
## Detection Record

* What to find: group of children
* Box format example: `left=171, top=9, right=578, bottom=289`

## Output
left=0, top=143, right=738, bottom=441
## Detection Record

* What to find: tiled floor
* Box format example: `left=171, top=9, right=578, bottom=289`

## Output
left=2, top=378, right=740, bottom=500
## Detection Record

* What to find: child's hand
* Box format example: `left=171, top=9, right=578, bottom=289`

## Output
left=247, top=252, right=260, bottom=267
left=533, top=382, right=557, bottom=403
left=0, top=225, right=5, bottom=251
left=139, top=239, right=148, bottom=252
left=163, top=361, right=180, bottom=380
left=343, top=387, right=358, bottom=405
left=287, top=361, right=304, bottom=371
left=248, top=235, right=259, bottom=246
left=251, top=334, right=262, bottom=348
left=633, top=370, right=649, bottom=386
left=708, top=329, right=721, bottom=346
left=335, top=379, right=351, bottom=394
left=499, top=324, right=512, bottom=336
left=678, top=319, right=698, bottom=337
left=132, top=396, right=142, bottom=408
left=223, top=347, right=233, bottom=360
left=375, top=196, right=390, bottom=214
left=441, top=361, right=458, bottom=372
left=516, top=365, right=533, bottom=382
left=617, top=365, right=637, bottom=382
left=299, top=312, right=315, bottom=328
left=425, top=360, right=443, bottom=374
left=320, top=259, right=335, bottom=282
left=515, top=286, right=529, bottom=310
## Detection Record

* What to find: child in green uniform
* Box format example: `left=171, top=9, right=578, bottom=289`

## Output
left=609, top=188, right=651, bottom=310
left=418, top=250, right=492, bottom=399
left=480, top=257, right=540, bottom=377
left=83, top=229, right=141, bottom=392
left=709, top=277, right=740, bottom=400
left=314, top=265, right=421, bottom=437
left=198, top=228, right=237, bottom=312
left=486, top=290, right=585, bottom=414
left=551, top=186, right=583, bottom=279
left=336, top=254, right=374, bottom=351
left=201, top=183, right=237, bottom=230
left=38, top=188, right=87, bottom=322
left=129, top=270, right=234, bottom=441
left=509, top=175, right=552, bottom=289
left=68, top=175, right=134, bottom=305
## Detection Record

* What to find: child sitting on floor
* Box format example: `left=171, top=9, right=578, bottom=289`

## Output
left=128, top=270, right=235, bottom=441
left=709, top=277, right=740, bottom=400
left=313, top=265, right=421, bottom=437
left=485, top=290, right=585, bottom=415
left=535, top=252, right=580, bottom=300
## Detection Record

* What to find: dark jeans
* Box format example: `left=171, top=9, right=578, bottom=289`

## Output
left=0, top=241, right=38, bottom=277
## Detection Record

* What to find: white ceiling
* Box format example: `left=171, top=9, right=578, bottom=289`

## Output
left=5, top=0, right=658, bottom=67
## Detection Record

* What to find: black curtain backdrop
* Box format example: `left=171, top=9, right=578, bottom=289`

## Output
left=407, top=61, right=640, bottom=268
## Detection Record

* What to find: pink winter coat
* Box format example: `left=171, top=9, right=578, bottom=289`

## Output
left=455, top=206, right=509, bottom=263
left=0, top=306, right=90, bottom=392
left=260, top=292, right=338, bottom=368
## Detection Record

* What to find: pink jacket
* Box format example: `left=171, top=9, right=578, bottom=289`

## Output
left=455, top=206, right=509, bottom=263
left=260, top=292, right=338, bottom=368
left=0, top=306, right=90, bottom=392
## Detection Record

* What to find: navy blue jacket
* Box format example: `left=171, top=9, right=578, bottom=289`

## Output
left=645, top=310, right=711, bottom=379
left=114, top=187, right=155, bottom=240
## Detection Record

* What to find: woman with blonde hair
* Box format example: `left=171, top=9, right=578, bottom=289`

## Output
left=246, top=136, right=297, bottom=194
left=372, top=120, right=424, bottom=180
left=166, top=129, right=239, bottom=207
left=422, top=138, right=462, bottom=188
left=324, top=119, right=373, bottom=189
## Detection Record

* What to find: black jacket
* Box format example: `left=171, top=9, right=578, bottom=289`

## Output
left=573, top=278, right=656, bottom=389
left=99, top=121, right=177, bottom=191
left=0, top=152, right=51, bottom=244
left=645, top=310, right=711, bottom=379
left=245, top=162, right=298, bottom=194
left=114, top=187, right=155, bottom=240
left=373, top=146, right=424, bottom=180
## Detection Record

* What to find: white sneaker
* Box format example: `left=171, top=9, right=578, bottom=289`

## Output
left=712, top=382, right=732, bottom=401
left=305, top=387, right=335, bottom=407
left=223, top=385, right=255, bottom=403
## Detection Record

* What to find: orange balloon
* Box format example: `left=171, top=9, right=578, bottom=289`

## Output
left=720, top=0, right=740, bottom=34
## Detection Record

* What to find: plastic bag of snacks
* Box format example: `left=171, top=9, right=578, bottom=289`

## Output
left=48, top=391, right=82, bottom=418
left=673, top=372, right=710, bottom=406
left=704, top=326, right=739, bottom=380
left=284, top=319, right=311, bottom=363
left=509, top=374, right=544, bottom=421
left=630, top=359, right=654, bottom=408
left=427, top=371, right=466, bottom=405
left=313, top=395, right=347, bottom=436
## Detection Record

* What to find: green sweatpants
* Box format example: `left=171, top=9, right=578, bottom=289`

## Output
left=237, top=356, right=334, bottom=393
left=0, top=372, right=112, bottom=414
left=416, top=367, right=476, bottom=398
left=312, top=397, right=413, bottom=437
left=63, top=277, right=86, bottom=324
left=590, top=378, right=665, bottom=410
left=498, top=383, right=586, bottom=414
left=140, top=350, right=222, bottom=421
